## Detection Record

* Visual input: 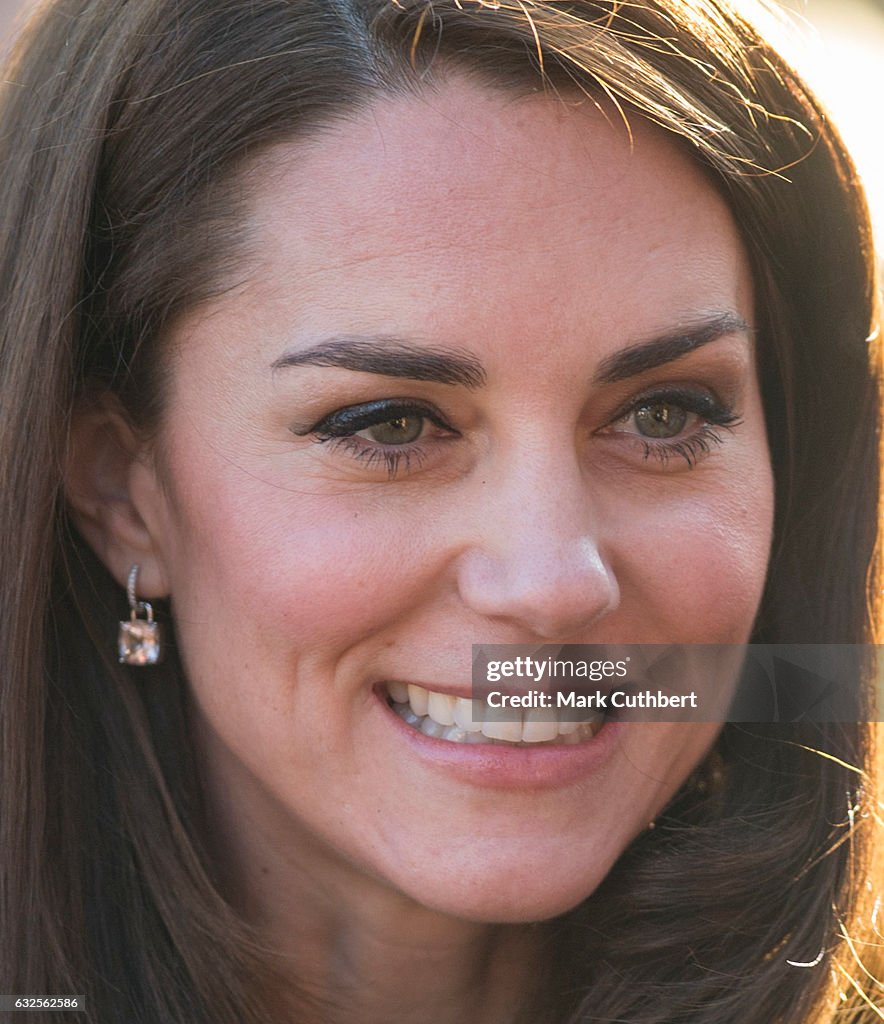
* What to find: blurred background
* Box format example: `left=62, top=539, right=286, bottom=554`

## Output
left=753, top=0, right=884, bottom=242
left=2, top=0, right=884, bottom=238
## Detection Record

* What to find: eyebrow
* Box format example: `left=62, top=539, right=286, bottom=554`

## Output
left=271, top=335, right=487, bottom=388
left=593, top=312, right=752, bottom=384
left=271, top=312, right=751, bottom=389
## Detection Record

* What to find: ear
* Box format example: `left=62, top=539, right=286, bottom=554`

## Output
left=65, top=394, right=171, bottom=598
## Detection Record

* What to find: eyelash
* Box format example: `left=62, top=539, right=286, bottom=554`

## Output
left=310, top=399, right=457, bottom=479
left=607, top=386, right=742, bottom=468
left=641, top=428, right=725, bottom=468
left=306, top=389, right=741, bottom=478
left=321, top=438, right=427, bottom=479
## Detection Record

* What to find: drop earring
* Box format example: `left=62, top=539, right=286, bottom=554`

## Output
left=118, top=564, right=162, bottom=665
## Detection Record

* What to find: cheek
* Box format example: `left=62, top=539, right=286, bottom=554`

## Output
left=610, top=469, right=774, bottom=640
left=153, top=444, right=433, bottom=661
left=155, top=434, right=774, bottom=658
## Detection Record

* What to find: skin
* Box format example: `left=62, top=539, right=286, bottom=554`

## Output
left=69, top=79, right=774, bottom=1023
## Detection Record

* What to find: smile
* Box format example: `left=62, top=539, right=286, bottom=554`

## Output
left=383, top=681, right=604, bottom=746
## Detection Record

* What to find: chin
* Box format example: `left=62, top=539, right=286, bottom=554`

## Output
left=389, top=854, right=617, bottom=925
left=419, top=884, right=601, bottom=925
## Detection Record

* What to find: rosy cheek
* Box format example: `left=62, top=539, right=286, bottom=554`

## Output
left=158, top=454, right=422, bottom=647
left=615, top=486, right=772, bottom=638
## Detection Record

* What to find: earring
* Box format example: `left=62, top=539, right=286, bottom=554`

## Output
left=118, top=564, right=162, bottom=665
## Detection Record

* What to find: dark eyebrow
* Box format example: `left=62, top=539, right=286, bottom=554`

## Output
left=271, top=335, right=487, bottom=388
left=594, top=312, right=752, bottom=384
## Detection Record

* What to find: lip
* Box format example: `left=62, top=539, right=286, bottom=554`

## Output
left=374, top=688, right=624, bottom=791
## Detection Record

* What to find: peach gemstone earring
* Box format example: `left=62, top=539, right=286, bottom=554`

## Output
left=118, top=564, right=162, bottom=665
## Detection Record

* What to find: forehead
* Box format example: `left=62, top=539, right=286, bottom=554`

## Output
left=183, top=76, right=751, bottom=374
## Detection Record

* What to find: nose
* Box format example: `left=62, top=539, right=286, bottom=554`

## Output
left=455, top=457, right=620, bottom=640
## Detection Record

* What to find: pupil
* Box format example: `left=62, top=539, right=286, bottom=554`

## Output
left=635, top=402, right=687, bottom=438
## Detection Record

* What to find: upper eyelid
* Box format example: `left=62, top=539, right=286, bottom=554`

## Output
left=615, top=383, right=719, bottom=404
left=309, top=398, right=453, bottom=435
left=604, top=384, right=731, bottom=422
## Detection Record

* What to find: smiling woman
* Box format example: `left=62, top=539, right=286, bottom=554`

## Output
left=0, top=2, right=881, bottom=1024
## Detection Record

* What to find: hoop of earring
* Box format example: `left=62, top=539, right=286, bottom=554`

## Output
left=117, top=564, right=163, bottom=665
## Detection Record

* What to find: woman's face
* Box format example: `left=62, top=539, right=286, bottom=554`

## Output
left=132, top=79, right=773, bottom=922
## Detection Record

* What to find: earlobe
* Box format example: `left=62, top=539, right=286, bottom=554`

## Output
left=64, top=394, right=170, bottom=598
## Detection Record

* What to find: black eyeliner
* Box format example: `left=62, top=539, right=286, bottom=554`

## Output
left=618, top=385, right=740, bottom=427
left=291, top=399, right=451, bottom=438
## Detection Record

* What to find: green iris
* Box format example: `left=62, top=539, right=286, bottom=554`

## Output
left=634, top=402, right=688, bottom=438
left=363, top=416, right=424, bottom=445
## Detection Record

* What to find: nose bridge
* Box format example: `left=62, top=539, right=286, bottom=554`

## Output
left=456, top=446, right=620, bottom=639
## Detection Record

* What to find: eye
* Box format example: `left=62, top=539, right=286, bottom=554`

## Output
left=601, top=386, right=742, bottom=469
left=611, top=387, right=736, bottom=440
left=300, top=398, right=460, bottom=479
left=356, top=414, right=426, bottom=445
left=308, top=399, right=453, bottom=444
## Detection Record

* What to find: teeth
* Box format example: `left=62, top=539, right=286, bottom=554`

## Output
left=440, top=724, right=470, bottom=742
left=521, top=707, right=559, bottom=743
left=427, top=691, right=456, bottom=727
left=385, top=682, right=605, bottom=747
left=480, top=704, right=523, bottom=742
left=454, top=697, right=483, bottom=732
left=419, top=716, right=446, bottom=738
left=556, top=718, right=580, bottom=735
left=461, top=730, right=486, bottom=744
left=387, top=680, right=410, bottom=704
left=407, top=684, right=429, bottom=717
left=400, top=706, right=422, bottom=728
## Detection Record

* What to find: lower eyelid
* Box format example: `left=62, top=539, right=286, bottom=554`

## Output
left=594, top=413, right=737, bottom=470
left=635, top=424, right=731, bottom=468
left=322, top=436, right=428, bottom=479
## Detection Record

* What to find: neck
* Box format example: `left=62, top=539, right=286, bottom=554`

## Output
left=270, top=880, right=552, bottom=1024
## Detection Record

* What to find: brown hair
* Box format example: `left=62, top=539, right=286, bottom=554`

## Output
left=0, top=1, right=881, bottom=1021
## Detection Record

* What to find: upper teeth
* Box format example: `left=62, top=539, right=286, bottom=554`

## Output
left=385, top=681, right=603, bottom=745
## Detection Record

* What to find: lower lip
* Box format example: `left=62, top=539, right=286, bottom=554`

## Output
left=375, top=689, right=625, bottom=791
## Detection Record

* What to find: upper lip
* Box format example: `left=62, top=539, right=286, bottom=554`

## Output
left=377, top=679, right=634, bottom=703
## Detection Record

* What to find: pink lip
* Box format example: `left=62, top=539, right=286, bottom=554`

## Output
left=375, top=689, right=625, bottom=791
